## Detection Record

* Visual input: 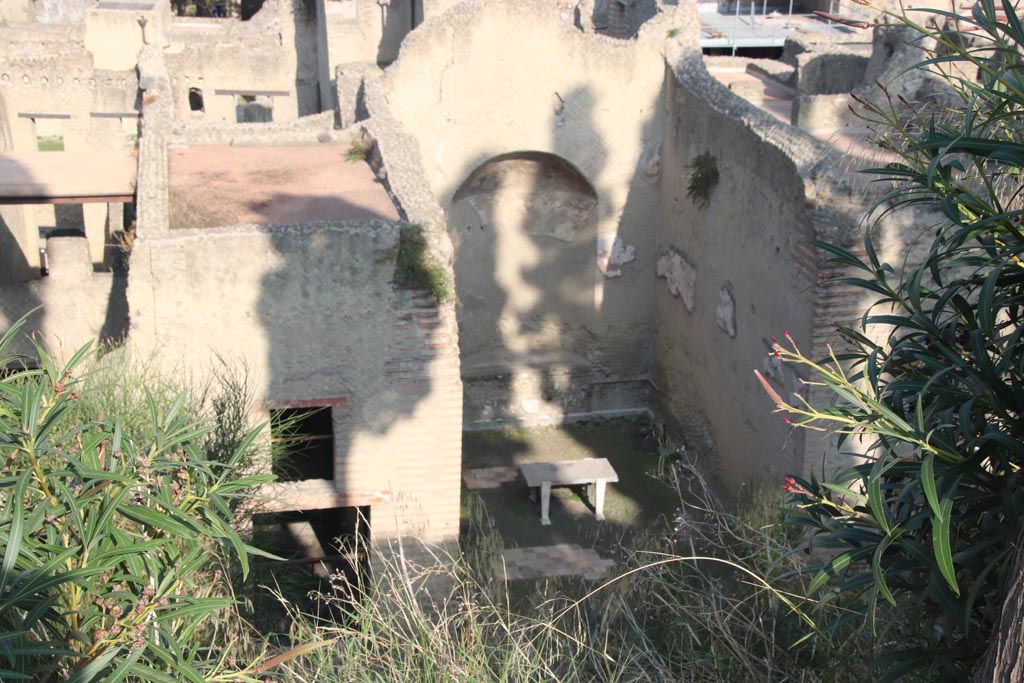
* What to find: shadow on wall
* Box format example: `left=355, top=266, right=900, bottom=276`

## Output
left=293, top=0, right=323, bottom=117
left=0, top=207, right=43, bottom=358
left=443, top=86, right=653, bottom=528
left=578, top=0, right=670, bottom=38
left=449, top=149, right=598, bottom=366
left=376, top=0, right=414, bottom=66
left=0, top=205, right=33, bottom=284
left=0, top=156, right=46, bottom=356
left=587, top=78, right=663, bottom=384
left=253, top=187, right=442, bottom=568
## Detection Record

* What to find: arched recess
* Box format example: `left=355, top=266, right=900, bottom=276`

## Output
left=449, top=151, right=599, bottom=374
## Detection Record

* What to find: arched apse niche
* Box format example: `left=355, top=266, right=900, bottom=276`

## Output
left=449, top=151, right=599, bottom=380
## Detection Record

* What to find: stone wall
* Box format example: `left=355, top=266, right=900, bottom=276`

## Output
left=323, top=0, right=417, bottom=67
left=370, top=0, right=675, bottom=427
left=655, top=39, right=863, bottom=488
left=127, top=221, right=462, bottom=545
left=0, top=22, right=141, bottom=283
left=130, top=39, right=463, bottom=548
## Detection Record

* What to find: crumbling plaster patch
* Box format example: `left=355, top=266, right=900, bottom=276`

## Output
left=716, top=283, right=735, bottom=337
left=656, top=248, right=695, bottom=311
left=597, top=235, right=635, bottom=278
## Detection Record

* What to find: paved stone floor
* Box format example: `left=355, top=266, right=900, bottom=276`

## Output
left=493, top=544, right=615, bottom=581
left=463, top=466, right=520, bottom=490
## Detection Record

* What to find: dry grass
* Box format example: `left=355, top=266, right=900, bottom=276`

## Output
left=233, top=457, right=874, bottom=683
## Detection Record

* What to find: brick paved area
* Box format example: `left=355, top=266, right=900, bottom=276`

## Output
left=493, top=544, right=615, bottom=581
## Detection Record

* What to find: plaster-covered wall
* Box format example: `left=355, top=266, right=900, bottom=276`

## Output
left=655, top=49, right=848, bottom=486
left=373, top=0, right=671, bottom=425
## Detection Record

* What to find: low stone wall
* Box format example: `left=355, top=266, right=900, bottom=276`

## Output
left=791, top=93, right=859, bottom=129
left=795, top=50, right=869, bottom=96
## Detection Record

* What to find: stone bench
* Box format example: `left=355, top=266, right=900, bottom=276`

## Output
left=519, top=458, right=619, bottom=526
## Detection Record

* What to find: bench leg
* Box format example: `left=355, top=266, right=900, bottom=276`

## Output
left=594, top=479, right=607, bottom=521
left=540, top=482, right=552, bottom=526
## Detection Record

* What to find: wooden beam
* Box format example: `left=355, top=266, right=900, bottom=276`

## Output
left=0, top=194, right=135, bottom=205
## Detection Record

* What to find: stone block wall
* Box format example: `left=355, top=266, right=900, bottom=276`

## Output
left=164, top=0, right=316, bottom=122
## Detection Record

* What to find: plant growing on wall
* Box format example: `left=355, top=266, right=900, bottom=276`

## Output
left=345, top=137, right=373, bottom=163
left=386, top=225, right=453, bottom=304
left=758, top=0, right=1024, bottom=678
left=687, top=151, right=718, bottom=209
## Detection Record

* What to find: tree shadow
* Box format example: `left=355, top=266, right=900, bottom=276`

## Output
left=375, top=1, right=414, bottom=66
left=443, top=85, right=665, bottom=541
left=248, top=168, right=455, bottom=589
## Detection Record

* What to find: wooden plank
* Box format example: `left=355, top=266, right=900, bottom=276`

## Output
left=0, top=194, right=134, bottom=205
left=263, top=396, right=349, bottom=410
left=246, top=479, right=389, bottom=513
left=18, top=113, right=72, bottom=119
left=213, top=89, right=290, bottom=97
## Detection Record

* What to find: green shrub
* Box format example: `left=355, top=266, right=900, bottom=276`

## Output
left=0, top=318, right=280, bottom=681
left=758, top=0, right=1024, bottom=677
left=259, top=461, right=868, bottom=683
left=344, top=138, right=372, bottom=163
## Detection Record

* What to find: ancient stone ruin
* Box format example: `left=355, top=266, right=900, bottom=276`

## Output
left=0, top=0, right=939, bottom=562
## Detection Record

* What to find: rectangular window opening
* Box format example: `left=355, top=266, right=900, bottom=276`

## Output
left=270, top=406, right=334, bottom=482
left=35, top=118, right=65, bottom=151
left=235, top=94, right=273, bottom=123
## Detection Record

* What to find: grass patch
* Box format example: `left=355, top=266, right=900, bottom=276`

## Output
left=344, top=137, right=373, bottom=163
left=238, top=452, right=874, bottom=683
left=36, top=135, right=65, bottom=152
left=384, top=225, right=453, bottom=304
